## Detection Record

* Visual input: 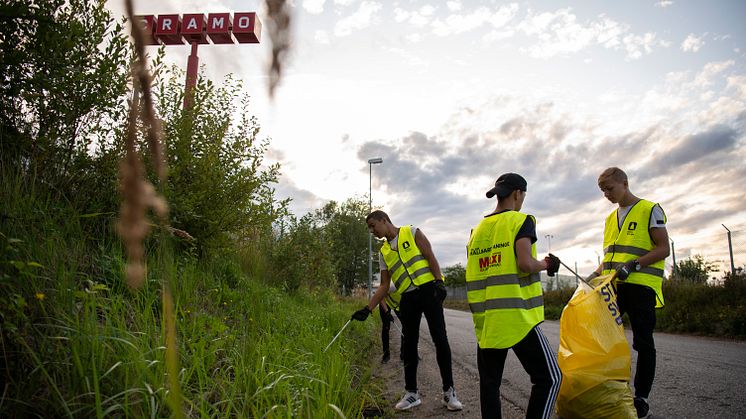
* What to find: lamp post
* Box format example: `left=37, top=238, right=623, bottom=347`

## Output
left=545, top=234, right=554, bottom=252
left=367, top=158, right=383, bottom=299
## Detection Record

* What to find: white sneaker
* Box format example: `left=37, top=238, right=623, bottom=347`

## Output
left=443, top=386, right=463, bottom=411
left=395, top=391, right=421, bottom=410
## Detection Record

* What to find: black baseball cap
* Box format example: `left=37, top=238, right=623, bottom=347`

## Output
left=486, top=173, right=527, bottom=198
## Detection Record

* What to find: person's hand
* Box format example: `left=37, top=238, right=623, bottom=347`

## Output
left=383, top=308, right=395, bottom=322
left=545, top=253, right=560, bottom=277
left=615, top=260, right=638, bottom=281
left=434, top=280, right=447, bottom=302
left=351, top=306, right=371, bottom=321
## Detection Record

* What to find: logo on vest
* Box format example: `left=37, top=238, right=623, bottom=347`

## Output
left=402, top=241, right=411, bottom=250
left=478, top=252, right=502, bottom=272
left=627, top=221, right=637, bottom=235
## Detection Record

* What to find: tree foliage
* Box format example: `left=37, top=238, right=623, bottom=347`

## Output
left=672, top=254, right=719, bottom=283
left=0, top=0, right=130, bottom=202
left=443, top=263, right=466, bottom=286
left=154, top=68, right=287, bottom=253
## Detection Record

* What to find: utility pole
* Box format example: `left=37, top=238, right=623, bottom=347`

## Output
left=722, top=224, right=736, bottom=276
left=367, top=158, right=383, bottom=299
left=670, top=238, right=676, bottom=278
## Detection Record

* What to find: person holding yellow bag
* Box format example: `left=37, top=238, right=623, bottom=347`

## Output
left=587, top=167, right=670, bottom=418
left=466, top=173, right=562, bottom=419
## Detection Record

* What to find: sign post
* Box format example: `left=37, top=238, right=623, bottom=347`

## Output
left=136, top=12, right=262, bottom=108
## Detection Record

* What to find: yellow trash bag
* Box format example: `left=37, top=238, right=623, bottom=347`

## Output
left=556, top=273, right=636, bottom=419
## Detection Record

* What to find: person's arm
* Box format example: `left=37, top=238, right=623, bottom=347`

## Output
left=414, top=229, right=444, bottom=281
left=639, top=227, right=670, bottom=267
left=516, top=236, right=548, bottom=273
left=365, top=269, right=391, bottom=311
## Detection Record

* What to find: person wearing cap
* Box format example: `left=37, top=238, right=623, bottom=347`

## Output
left=466, top=173, right=562, bottom=419
left=587, top=167, right=669, bottom=418
left=351, top=210, right=463, bottom=412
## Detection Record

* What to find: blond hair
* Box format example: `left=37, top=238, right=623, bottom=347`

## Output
left=598, top=167, right=627, bottom=184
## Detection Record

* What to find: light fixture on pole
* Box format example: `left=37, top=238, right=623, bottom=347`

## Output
left=368, top=157, right=383, bottom=299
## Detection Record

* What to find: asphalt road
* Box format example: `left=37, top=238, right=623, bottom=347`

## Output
left=442, top=308, right=746, bottom=419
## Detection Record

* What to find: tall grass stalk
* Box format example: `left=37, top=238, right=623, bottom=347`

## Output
left=1, top=167, right=378, bottom=417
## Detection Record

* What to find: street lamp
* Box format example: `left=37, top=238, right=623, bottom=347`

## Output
left=545, top=234, right=554, bottom=252
left=368, top=157, right=383, bottom=299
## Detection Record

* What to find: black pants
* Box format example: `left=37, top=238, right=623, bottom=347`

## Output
left=380, top=306, right=400, bottom=356
left=617, top=282, right=657, bottom=398
left=399, top=282, right=454, bottom=392
left=477, top=326, right=561, bottom=419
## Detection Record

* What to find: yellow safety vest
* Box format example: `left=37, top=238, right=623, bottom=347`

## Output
left=466, top=211, right=544, bottom=349
left=385, top=292, right=401, bottom=311
left=381, top=226, right=436, bottom=301
left=602, top=199, right=666, bottom=308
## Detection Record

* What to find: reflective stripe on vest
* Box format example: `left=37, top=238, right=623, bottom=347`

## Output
left=602, top=199, right=666, bottom=308
left=466, top=211, right=544, bottom=349
left=381, top=226, right=435, bottom=301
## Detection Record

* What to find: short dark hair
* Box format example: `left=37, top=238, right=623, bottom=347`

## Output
left=366, top=210, right=391, bottom=224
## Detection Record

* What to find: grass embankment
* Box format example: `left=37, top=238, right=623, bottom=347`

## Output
left=446, top=280, right=746, bottom=339
left=0, top=171, right=379, bottom=417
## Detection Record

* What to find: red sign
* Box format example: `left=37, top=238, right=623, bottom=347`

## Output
left=135, top=12, right=261, bottom=45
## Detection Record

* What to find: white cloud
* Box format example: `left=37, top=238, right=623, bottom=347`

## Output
left=334, top=1, right=382, bottom=37
left=393, top=8, right=409, bottom=23
left=431, top=4, right=517, bottom=37
left=622, top=32, right=666, bottom=60
left=314, top=29, right=330, bottom=44
left=334, top=0, right=356, bottom=6
left=655, top=0, right=674, bottom=8
left=303, top=0, right=326, bottom=14
left=727, top=75, right=746, bottom=100
left=681, top=33, right=705, bottom=52
left=515, top=9, right=668, bottom=59
left=446, top=1, right=462, bottom=12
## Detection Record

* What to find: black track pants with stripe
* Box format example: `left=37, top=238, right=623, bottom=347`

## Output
left=477, top=325, right=561, bottom=419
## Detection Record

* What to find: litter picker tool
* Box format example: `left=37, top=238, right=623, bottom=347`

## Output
left=391, top=317, right=404, bottom=337
left=323, top=319, right=351, bottom=353
left=558, top=259, right=592, bottom=286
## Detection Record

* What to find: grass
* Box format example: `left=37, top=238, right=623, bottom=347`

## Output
left=0, top=168, right=379, bottom=417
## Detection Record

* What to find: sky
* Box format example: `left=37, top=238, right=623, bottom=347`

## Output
left=106, top=0, right=746, bottom=275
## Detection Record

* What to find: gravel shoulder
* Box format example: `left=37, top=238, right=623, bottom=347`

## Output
left=369, top=313, right=523, bottom=418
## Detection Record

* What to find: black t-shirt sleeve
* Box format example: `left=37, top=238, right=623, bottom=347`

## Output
left=516, top=216, right=537, bottom=244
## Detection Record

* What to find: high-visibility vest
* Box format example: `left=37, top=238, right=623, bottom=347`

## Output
left=466, top=211, right=543, bottom=349
left=602, top=199, right=666, bottom=308
left=381, top=226, right=436, bottom=301
left=384, top=293, right=401, bottom=311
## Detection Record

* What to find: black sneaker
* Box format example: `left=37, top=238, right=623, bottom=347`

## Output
left=382, top=352, right=390, bottom=363
left=634, top=397, right=649, bottom=418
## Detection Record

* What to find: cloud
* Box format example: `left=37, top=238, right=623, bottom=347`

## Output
left=350, top=61, right=746, bottom=267
left=446, top=1, right=462, bottom=12
left=334, top=1, right=382, bottom=37
left=431, top=4, right=518, bottom=37
left=314, top=30, right=330, bottom=44
left=303, top=0, right=326, bottom=15
left=514, top=9, right=669, bottom=59
left=655, top=0, right=674, bottom=8
left=681, top=33, right=705, bottom=52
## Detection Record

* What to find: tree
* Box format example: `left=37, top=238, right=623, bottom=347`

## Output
left=0, top=0, right=130, bottom=197
left=673, top=254, right=719, bottom=283
left=443, top=263, right=466, bottom=286
left=155, top=68, right=287, bottom=253
left=314, top=198, right=370, bottom=293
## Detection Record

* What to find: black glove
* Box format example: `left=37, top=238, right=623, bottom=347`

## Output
left=351, top=306, right=371, bottom=321
left=434, top=280, right=447, bottom=302
left=382, top=308, right=395, bottom=322
left=545, top=253, right=560, bottom=277
left=615, top=260, right=639, bottom=281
